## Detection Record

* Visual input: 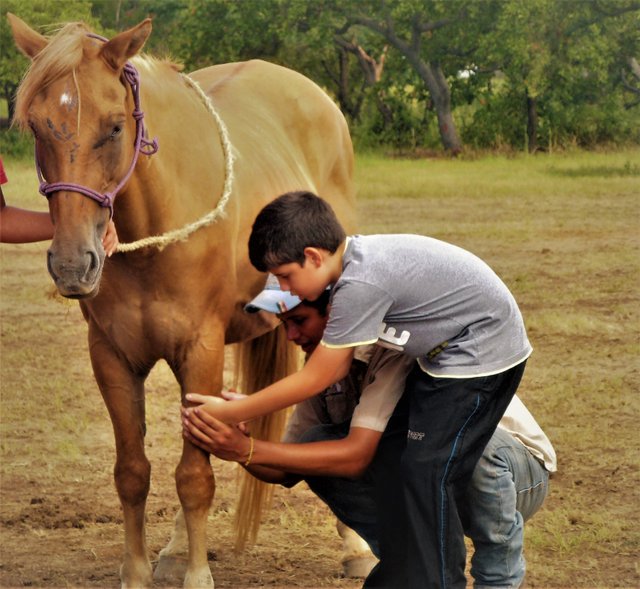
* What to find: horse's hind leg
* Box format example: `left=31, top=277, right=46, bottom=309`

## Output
left=90, top=337, right=153, bottom=588
left=153, top=508, right=189, bottom=583
left=337, top=520, right=378, bottom=578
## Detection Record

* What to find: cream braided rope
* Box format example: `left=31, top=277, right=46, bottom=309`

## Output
left=116, top=74, right=235, bottom=253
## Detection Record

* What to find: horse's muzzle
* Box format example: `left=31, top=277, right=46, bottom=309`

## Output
left=47, top=247, right=104, bottom=298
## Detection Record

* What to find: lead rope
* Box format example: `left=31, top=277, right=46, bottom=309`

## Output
left=116, top=74, right=235, bottom=253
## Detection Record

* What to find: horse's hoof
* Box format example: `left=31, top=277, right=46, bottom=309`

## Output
left=342, top=554, right=378, bottom=578
left=184, top=565, right=214, bottom=589
left=120, top=561, right=153, bottom=589
left=153, top=554, right=188, bottom=584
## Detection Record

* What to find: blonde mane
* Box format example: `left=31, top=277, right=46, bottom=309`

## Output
left=14, top=23, right=183, bottom=131
left=14, top=23, right=89, bottom=128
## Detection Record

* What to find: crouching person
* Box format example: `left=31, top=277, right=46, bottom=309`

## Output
left=187, top=277, right=412, bottom=577
left=183, top=280, right=556, bottom=587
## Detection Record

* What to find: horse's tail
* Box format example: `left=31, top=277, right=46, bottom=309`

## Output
left=232, top=324, right=299, bottom=551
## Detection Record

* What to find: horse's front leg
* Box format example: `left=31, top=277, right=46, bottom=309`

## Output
left=155, top=329, right=225, bottom=589
left=89, top=329, right=153, bottom=588
left=176, top=439, right=215, bottom=588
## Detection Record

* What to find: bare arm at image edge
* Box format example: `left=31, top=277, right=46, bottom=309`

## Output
left=0, top=189, right=54, bottom=243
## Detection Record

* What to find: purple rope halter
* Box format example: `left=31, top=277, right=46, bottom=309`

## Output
left=35, top=35, right=158, bottom=218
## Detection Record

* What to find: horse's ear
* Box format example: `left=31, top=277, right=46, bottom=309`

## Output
left=7, top=13, right=48, bottom=59
left=100, top=18, right=152, bottom=71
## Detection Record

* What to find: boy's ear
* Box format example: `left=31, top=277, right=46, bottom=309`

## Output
left=303, top=247, right=324, bottom=267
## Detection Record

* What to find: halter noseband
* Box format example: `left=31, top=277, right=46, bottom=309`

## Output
left=35, top=34, right=159, bottom=218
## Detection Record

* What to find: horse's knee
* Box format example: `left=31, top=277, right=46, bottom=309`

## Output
left=175, top=458, right=215, bottom=510
left=114, top=456, right=151, bottom=505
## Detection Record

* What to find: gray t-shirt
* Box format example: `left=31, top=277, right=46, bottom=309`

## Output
left=321, top=234, right=532, bottom=378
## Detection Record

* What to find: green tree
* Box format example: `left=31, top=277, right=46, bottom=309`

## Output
left=274, top=0, right=389, bottom=125
left=334, top=0, right=494, bottom=154
left=91, top=0, right=188, bottom=56
left=471, top=0, right=640, bottom=151
left=168, top=0, right=284, bottom=71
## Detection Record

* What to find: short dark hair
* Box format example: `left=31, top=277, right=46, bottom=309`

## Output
left=298, top=288, right=331, bottom=317
left=249, top=191, right=346, bottom=272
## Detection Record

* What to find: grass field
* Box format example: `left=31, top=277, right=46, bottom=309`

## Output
left=1, top=149, right=639, bottom=587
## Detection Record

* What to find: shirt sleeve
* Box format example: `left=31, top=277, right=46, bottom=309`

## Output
left=350, top=349, right=414, bottom=432
left=0, top=157, right=8, bottom=185
left=322, top=280, right=394, bottom=348
left=498, top=395, right=558, bottom=473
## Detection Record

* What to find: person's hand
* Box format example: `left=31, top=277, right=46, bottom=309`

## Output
left=185, top=391, right=247, bottom=424
left=222, top=390, right=247, bottom=401
left=102, top=220, right=119, bottom=256
left=181, top=404, right=252, bottom=462
left=184, top=392, right=226, bottom=415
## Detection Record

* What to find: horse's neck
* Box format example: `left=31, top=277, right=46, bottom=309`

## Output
left=116, top=61, right=227, bottom=243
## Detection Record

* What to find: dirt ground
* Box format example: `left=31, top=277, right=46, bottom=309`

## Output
left=1, top=153, right=639, bottom=588
left=0, top=296, right=363, bottom=589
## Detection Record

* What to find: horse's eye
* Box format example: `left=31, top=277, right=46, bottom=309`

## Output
left=110, top=125, right=122, bottom=139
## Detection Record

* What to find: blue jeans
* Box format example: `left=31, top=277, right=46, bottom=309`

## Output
left=461, top=427, right=549, bottom=589
left=300, top=384, right=549, bottom=589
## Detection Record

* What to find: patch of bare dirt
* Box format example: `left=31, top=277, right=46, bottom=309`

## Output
left=2, top=159, right=639, bottom=587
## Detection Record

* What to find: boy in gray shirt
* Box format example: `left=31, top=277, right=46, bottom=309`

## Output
left=184, top=191, right=532, bottom=589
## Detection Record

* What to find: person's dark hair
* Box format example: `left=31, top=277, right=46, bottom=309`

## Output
left=299, top=288, right=331, bottom=317
left=249, top=191, right=346, bottom=272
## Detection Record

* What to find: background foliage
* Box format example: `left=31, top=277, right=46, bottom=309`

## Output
left=1, top=0, right=639, bottom=154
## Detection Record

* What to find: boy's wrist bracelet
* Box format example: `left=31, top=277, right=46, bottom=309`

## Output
left=244, top=435, right=255, bottom=467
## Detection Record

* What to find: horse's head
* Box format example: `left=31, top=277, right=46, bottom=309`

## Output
left=9, top=14, right=152, bottom=298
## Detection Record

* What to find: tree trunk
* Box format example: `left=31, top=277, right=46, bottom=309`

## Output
left=526, top=94, right=538, bottom=153
left=374, top=91, right=393, bottom=129
left=406, top=55, right=462, bottom=153
left=420, top=61, right=462, bottom=154
left=345, top=13, right=463, bottom=154
left=435, top=108, right=461, bottom=155
left=335, top=48, right=352, bottom=117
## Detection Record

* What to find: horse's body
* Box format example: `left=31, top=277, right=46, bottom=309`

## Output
left=10, top=15, right=355, bottom=588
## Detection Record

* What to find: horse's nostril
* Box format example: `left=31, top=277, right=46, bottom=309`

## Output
left=87, top=250, right=99, bottom=274
left=46, top=250, right=57, bottom=280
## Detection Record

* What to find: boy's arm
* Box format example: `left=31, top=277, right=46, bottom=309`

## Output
left=185, top=344, right=354, bottom=424
left=183, top=406, right=382, bottom=478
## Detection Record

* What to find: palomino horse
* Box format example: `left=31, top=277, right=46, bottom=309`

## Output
left=9, top=14, right=356, bottom=588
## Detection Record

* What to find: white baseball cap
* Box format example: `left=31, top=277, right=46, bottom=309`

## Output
left=244, top=275, right=302, bottom=314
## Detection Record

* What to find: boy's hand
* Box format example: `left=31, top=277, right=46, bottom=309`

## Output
left=222, top=390, right=247, bottom=401
left=184, top=392, right=226, bottom=417
left=185, top=392, right=242, bottom=423
left=181, top=405, right=251, bottom=462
